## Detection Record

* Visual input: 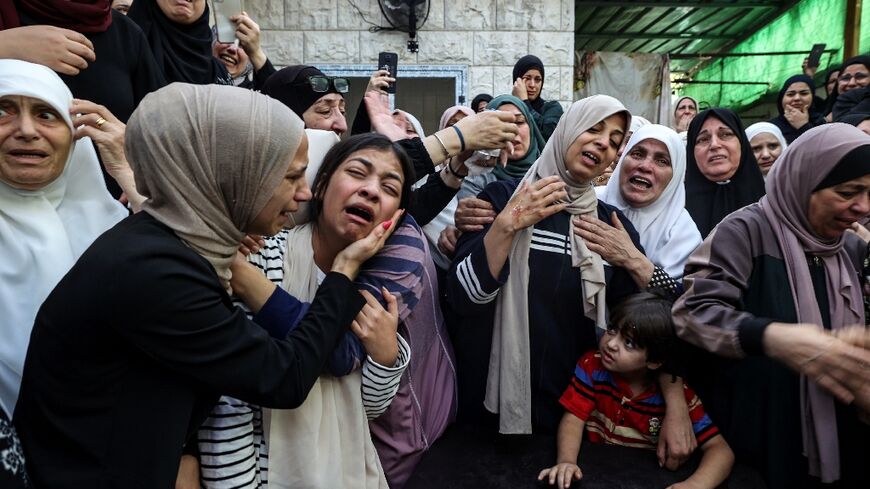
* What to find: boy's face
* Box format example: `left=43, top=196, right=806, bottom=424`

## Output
left=599, top=327, right=658, bottom=374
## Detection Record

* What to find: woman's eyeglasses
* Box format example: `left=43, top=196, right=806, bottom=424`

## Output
left=838, top=72, right=869, bottom=83
left=307, top=76, right=350, bottom=93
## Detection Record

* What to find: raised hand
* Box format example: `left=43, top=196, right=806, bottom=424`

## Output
left=333, top=209, right=404, bottom=279
left=493, top=177, right=567, bottom=234
left=366, top=69, right=395, bottom=94
left=351, top=288, right=399, bottom=366
left=512, top=77, right=528, bottom=101
left=231, top=12, right=266, bottom=70
left=0, top=26, right=95, bottom=76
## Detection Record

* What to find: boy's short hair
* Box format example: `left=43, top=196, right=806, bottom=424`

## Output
left=610, top=290, right=676, bottom=366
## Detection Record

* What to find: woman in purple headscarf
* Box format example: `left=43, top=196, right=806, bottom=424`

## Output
left=673, top=123, right=870, bottom=489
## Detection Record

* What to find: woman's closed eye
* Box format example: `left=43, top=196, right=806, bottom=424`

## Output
left=382, top=182, right=400, bottom=197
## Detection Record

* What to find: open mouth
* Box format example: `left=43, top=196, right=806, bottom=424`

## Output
left=8, top=149, right=48, bottom=160
left=582, top=151, right=600, bottom=165
left=220, top=54, right=238, bottom=67
left=344, top=205, right=374, bottom=223
left=628, top=176, right=652, bottom=189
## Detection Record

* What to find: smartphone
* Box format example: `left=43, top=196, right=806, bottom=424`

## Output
left=212, top=0, right=244, bottom=44
left=807, top=43, right=826, bottom=69
left=378, top=52, right=398, bottom=94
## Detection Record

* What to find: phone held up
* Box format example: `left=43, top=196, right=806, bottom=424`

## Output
left=807, top=43, right=826, bottom=69
left=212, top=0, right=244, bottom=44
left=378, top=52, right=398, bottom=94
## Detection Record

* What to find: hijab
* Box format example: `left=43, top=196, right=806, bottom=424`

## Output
left=488, top=94, right=545, bottom=181
left=437, top=104, right=474, bottom=130
left=12, top=0, right=112, bottom=32
left=630, top=115, right=650, bottom=134
left=392, top=109, right=425, bottom=138
left=512, top=54, right=547, bottom=111
left=470, top=93, right=492, bottom=112
left=0, top=60, right=127, bottom=416
left=598, top=124, right=701, bottom=278
left=673, top=96, right=697, bottom=122
left=128, top=0, right=230, bottom=85
left=745, top=121, right=788, bottom=150
left=125, top=82, right=304, bottom=290
left=685, top=108, right=765, bottom=237
left=774, top=74, right=819, bottom=117
left=289, top=128, right=340, bottom=227
left=825, top=56, right=870, bottom=117
left=759, top=123, right=869, bottom=483
left=261, top=65, right=343, bottom=119
left=840, top=112, right=870, bottom=127
left=485, top=95, right=630, bottom=434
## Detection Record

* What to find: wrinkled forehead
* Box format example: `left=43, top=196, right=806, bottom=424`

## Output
left=0, top=60, right=73, bottom=128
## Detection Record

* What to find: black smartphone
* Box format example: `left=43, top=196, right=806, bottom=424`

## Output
left=807, top=43, right=826, bottom=69
left=378, top=52, right=398, bottom=94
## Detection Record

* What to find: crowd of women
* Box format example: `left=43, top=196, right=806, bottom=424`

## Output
left=1, top=1, right=870, bottom=488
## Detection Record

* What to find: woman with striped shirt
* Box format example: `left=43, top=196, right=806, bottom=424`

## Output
left=198, top=133, right=456, bottom=488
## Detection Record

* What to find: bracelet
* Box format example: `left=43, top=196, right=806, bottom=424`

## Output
left=446, top=158, right=465, bottom=178
left=432, top=133, right=450, bottom=159
left=452, top=125, right=466, bottom=152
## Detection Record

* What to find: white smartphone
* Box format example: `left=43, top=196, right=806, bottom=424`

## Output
left=212, top=0, right=244, bottom=44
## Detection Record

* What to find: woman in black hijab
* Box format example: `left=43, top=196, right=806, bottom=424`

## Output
left=471, top=93, right=492, bottom=113
left=829, top=55, right=870, bottom=120
left=511, top=54, right=563, bottom=141
left=685, top=108, right=765, bottom=237
left=128, top=0, right=231, bottom=85
left=768, top=74, right=824, bottom=143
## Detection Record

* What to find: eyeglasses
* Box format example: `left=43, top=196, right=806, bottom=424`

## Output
left=695, top=129, right=736, bottom=147
left=838, top=72, right=869, bottom=83
left=306, top=76, right=349, bottom=94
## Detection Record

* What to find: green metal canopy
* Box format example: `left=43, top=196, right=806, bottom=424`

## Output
left=575, top=0, right=864, bottom=111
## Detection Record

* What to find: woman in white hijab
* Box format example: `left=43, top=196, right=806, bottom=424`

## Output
left=745, top=121, right=788, bottom=177
left=0, top=59, right=127, bottom=418
left=588, top=124, right=703, bottom=290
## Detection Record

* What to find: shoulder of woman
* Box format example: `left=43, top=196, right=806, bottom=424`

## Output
left=542, top=100, right=564, bottom=113
left=704, top=204, right=782, bottom=260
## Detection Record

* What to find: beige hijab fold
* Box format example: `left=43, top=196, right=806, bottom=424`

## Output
left=125, top=82, right=304, bottom=288
left=485, top=95, right=630, bottom=434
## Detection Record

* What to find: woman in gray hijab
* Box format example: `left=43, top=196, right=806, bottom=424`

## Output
left=14, top=83, right=397, bottom=489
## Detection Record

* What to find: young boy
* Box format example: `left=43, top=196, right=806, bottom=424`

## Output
left=538, top=292, right=733, bottom=489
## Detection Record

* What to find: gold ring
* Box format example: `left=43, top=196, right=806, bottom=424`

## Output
left=96, top=117, right=107, bottom=128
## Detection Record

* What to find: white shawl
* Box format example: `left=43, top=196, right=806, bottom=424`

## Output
left=266, top=224, right=387, bottom=489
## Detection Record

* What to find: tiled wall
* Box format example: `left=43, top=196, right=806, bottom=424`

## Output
left=248, top=0, right=576, bottom=108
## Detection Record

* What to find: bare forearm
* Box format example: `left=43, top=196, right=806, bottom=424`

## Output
left=627, top=254, right=655, bottom=289
left=684, top=437, right=734, bottom=488
left=659, top=373, right=688, bottom=414
left=423, top=128, right=462, bottom=166
left=231, top=266, right=277, bottom=313
left=556, top=413, right=585, bottom=464
left=111, top=169, right=146, bottom=213
left=482, top=219, right=516, bottom=281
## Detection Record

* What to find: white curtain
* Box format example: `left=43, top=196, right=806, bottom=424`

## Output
left=575, top=51, right=672, bottom=126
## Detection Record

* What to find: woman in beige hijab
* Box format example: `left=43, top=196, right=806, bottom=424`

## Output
left=14, top=83, right=396, bottom=489
left=445, top=96, right=699, bottom=471
left=447, top=95, right=638, bottom=434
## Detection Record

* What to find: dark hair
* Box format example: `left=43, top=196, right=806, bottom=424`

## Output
left=308, top=133, right=415, bottom=224
left=609, top=291, right=676, bottom=365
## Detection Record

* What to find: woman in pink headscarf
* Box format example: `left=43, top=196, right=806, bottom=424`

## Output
left=674, top=123, right=870, bottom=489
